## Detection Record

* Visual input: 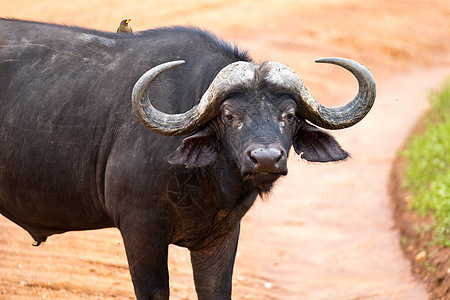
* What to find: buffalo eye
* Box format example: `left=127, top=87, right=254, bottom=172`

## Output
left=282, top=111, right=296, bottom=125
left=223, top=110, right=235, bottom=125
left=286, top=113, right=295, bottom=122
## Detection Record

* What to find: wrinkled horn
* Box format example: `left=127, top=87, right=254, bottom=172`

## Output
left=132, top=60, right=257, bottom=136
left=266, top=57, right=376, bottom=130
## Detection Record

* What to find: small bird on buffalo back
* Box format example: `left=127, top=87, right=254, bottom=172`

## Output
left=117, top=19, right=132, bottom=34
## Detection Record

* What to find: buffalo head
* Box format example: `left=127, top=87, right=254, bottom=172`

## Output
left=132, top=58, right=375, bottom=192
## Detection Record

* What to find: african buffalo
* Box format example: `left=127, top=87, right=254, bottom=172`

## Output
left=0, top=18, right=375, bottom=299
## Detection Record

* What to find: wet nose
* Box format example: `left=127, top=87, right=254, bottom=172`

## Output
left=244, top=145, right=287, bottom=175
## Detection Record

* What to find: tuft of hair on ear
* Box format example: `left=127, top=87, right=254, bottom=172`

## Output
left=167, top=127, right=219, bottom=168
left=293, top=123, right=350, bottom=163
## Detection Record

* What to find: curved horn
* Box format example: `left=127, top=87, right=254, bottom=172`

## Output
left=266, top=57, right=376, bottom=130
left=132, top=60, right=256, bottom=136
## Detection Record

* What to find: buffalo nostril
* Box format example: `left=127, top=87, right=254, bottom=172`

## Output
left=249, top=151, right=258, bottom=164
left=275, top=151, right=283, bottom=163
left=248, top=147, right=286, bottom=173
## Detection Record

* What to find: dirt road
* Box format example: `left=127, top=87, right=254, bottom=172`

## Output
left=1, top=0, right=450, bottom=299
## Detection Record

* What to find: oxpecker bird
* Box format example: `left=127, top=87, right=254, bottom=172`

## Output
left=117, top=19, right=132, bottom=34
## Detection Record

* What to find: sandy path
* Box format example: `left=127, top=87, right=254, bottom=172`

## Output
left=1, top=0, right=450, bottom=299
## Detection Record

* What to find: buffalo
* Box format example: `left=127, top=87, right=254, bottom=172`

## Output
left=0, top=18, right=375, bottom=299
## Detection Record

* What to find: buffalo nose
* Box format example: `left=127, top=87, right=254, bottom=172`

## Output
left=244, top=146, right=287, bottom=175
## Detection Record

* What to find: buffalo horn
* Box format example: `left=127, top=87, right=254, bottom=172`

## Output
left=266, top=57, right=376, bottom=129
left=132, top=60, right=256, bottom=136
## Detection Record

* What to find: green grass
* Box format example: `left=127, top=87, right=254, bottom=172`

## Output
left=401, top=79, right=450, bottom=246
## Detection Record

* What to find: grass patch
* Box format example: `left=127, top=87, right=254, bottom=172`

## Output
left=401, top=80, right=450, bottom=246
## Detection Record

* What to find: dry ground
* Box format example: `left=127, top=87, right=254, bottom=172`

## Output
left=1, top=0, right=450, bottom=299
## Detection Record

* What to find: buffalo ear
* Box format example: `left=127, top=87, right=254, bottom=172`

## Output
left=168, top=127, right=218, bottom=167
left=293, top=123, right=349, bottom=162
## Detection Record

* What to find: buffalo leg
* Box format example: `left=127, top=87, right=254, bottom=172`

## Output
left=120, top=222, right=170, bottom=300
left=190, top=223, right=240, bottom=300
